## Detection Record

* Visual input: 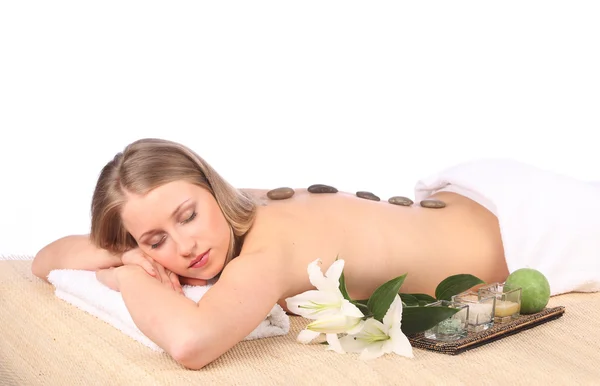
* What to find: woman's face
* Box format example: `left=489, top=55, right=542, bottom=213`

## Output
left=120, top=180, right=231, bottom=280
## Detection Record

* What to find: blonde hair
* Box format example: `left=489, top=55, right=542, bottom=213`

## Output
left=90, top=138, right=257, bottom=264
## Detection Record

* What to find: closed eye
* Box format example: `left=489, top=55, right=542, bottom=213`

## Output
left=150, top=211, right=198, bottom=249
left=150, top=235, right=166, bottom=249
left=149, top=211, right=196, bottom=249
left=182, top=211, right=197, bottom=224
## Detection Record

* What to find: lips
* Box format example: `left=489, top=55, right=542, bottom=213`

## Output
left=189, top=250, right=210, bottom=269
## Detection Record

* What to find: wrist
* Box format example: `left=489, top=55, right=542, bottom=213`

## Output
left=115, top=264, right=145, bottom=286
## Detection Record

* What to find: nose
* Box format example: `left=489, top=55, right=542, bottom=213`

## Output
left=172, top=231, right=196, bottom=257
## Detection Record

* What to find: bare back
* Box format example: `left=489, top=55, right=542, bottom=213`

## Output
left=238, top=189, right=509, bottom=312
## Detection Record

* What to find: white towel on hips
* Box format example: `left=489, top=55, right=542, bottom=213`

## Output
left=414, top=158, right=600, bottom=296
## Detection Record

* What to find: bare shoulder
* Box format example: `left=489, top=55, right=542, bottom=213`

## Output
left=220, top=249, right=289, bottom=291
left=239, top=188, right=269, bottom=206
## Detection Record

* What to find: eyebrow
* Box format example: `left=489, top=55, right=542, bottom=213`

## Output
left=138, top=198, right=191, bottom=241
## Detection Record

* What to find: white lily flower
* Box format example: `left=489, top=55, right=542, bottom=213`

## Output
left=306, top=314, right=365, bottom=334
left=297, top=330, right=346, bottom=354
left=338, top=295, right=414, bottom=360
left=296, top=313, right=365, bottom=350
left=285, top=258, right=365, bottom=346
left=285, top=259, right=364, bottom=320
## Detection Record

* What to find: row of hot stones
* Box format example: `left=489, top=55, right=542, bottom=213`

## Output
left=265, top=184, right=446, bottom=209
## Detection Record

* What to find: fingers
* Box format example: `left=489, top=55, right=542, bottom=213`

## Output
left=121, top=249, right=187, bottom=294
left=153, top=264, right=182, bottom=294
left=154, top=263, right=168, bottom=284
left=168, top=270, right=183, bottom=295
left=96, top=267, right=119, bottom=291
left=144, top=261, right=157, bottom=276
left=142, top=261, right=157, bottom=277
left=122, top=249, right=156, bottom=277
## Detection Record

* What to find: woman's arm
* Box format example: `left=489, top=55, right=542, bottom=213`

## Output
left=32, top=234, right=123, bottom=281
left=115, top=251, right=286, bottom=370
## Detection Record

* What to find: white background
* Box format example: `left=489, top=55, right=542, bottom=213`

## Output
left=1, top=1, right=599, bottom=256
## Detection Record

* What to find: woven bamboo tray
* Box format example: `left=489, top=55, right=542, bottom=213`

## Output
left=408, top=306, right=566, bottom=355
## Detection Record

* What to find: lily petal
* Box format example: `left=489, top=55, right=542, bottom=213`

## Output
left=358, top=344, right=386, bottom=360
left=297, top=329, right=321, bottom=344
left=285, top=290, right=342, bottom=319
left=326, top=333, right=345, bottom=354
left=338, top=334, right=371, bottom=353
left=360, top=318, right=389, bottom=337
left=346, top=319, right=366, bottom=335
left=307, top=259, right=329, bottom=291
left=324, top=259, right=345, bottom=284
left=341, top=299, right=365, bottom=318
left=307, top=259, right=342, bottom=292
left=307, top=314, right=364, bottom=334
left=389, top=326, right=414, bottom=358
left=383, top=295, right=403, bottom=328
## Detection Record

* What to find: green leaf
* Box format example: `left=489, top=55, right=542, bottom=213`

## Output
left=401, top=306, right=460, bottom=335
left=338, top=271, right=352, bottom=301
left=435, top=274, right=485, bottom=301
left=400, top=294, right=419, bottom=307
left=402, top=293, right=437, bottom=305
left=367, top=274, right=407, bottom=322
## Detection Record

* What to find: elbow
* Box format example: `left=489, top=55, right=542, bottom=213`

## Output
left=31, top=247, right=52, bottom=281
left=169, top=334, right=213, bottom=370
left=173, top=355, right=208, bottom=371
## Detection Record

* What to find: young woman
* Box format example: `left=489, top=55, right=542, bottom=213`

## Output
left=31, top=138, right=600, bottom=369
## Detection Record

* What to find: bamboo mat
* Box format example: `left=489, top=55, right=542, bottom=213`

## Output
left=2, top=259, right=600, bottom=385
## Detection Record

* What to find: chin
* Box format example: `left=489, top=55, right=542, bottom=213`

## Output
left=207, top=263, right=226, bottom=280
left=194, top=264, right=225, bottom=282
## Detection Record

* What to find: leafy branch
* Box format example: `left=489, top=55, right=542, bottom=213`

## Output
left=338, top=270, right=485, bottom=335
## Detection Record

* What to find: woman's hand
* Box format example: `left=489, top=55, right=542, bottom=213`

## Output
left=96, top=265, right=209, bottom=294
left=98, top=248, right=210, bottom=292
left=96, top=267, right=119, bottom=291
left=120, top=248, right=184, bottom=294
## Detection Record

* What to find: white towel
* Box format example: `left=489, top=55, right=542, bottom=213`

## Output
left=415, top=158, right=600, bottom=296
left=47, top=269, right=290, bottom=351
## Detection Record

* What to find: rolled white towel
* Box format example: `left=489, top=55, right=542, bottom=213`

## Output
left=47, top=269, right=290, bottom=351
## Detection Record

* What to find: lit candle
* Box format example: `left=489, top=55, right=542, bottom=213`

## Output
left=495, top=300, right=520, bottom=317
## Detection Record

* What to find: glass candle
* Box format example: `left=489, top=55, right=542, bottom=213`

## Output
left=478, top=282, right=522, bottom=323
left=423, top=300, right=469, bottom=341
left=452, top=291, right=496, bottom=333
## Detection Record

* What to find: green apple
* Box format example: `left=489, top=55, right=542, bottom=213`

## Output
left=505, top=268, right=551, bottom=314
